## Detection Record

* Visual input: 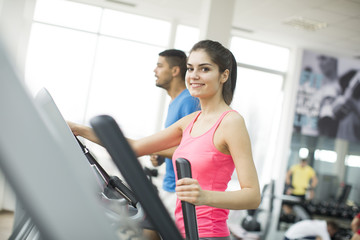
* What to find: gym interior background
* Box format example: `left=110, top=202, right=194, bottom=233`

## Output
left=0, top=0, right=359, bottom=239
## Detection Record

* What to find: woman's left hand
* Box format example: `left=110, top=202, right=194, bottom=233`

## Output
left=175, top=178, right=207, bottom=205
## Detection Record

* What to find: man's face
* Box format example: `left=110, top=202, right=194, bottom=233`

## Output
left=154, top=56, right=173, bottom=90
left=300, top=160, right=307, bottom=167
left=318, top=56, right=337, bottom=79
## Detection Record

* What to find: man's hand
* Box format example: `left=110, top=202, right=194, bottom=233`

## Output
left=308, top=189, right=315, bottom=199
left=150, top=154, right=159, bottom=167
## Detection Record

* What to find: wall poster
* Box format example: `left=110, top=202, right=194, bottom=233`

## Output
left=293, top=50, right=360, bottom=143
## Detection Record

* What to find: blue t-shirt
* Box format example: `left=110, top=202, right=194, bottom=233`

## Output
left=162, top=89, right=200, bottom=192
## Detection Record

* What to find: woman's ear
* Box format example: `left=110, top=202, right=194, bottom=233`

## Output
left=221, top=69, right=230, bottom=83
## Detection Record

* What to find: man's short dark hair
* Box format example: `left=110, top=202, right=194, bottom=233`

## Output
left=159, top=49, right=187, bottom=80
left=327, top=220, right=339, bottom=230
left=327, top=220, right=339, bottom=236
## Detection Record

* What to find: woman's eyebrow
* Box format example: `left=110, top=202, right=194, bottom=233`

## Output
left=187, top=63, right=212, bottom=66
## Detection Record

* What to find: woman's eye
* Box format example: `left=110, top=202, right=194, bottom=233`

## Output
left=202, top=67, right=210, bottom=72
left=187, top=68, right=193, bottom=72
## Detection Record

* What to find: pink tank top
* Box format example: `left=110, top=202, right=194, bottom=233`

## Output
left=172, top=110, right=235, bottom=238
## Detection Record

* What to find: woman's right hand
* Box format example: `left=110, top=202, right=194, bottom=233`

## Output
left=66, top=121, right=81, bottom=136
left=66, top=121, right=102, bottom=145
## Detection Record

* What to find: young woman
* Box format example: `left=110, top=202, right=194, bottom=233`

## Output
left=69, top=40, right=260, bottom=239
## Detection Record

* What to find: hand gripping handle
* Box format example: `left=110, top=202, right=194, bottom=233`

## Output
left=176, top=158, right=199, bottom=240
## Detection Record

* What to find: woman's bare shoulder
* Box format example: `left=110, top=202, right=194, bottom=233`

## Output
left=174, top=110, right=200, bottom=130
left=223, top=110, right=245, bottom=126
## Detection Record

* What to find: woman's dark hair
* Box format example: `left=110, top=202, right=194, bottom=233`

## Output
left=189, top=40, right=237, bottom=105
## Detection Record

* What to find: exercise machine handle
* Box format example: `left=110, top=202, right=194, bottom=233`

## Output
left=90, top=115, right=183, bottom=240
left=176, top=158, right=199, bottom=240
left=75, top=135, right=138, bottom=207
left=75, top=136, right=110, bottom=183
left=109, top=176, right=138, bottom=208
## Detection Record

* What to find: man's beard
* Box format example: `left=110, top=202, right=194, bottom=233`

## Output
left=156, top=78, right=171, bottom=90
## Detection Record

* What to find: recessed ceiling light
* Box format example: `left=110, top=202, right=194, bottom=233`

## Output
left=283, top=16, right=328, bottom=31
left=105, top=0, right=137, bottom=7
left=232, top=26, right=254, bottom=34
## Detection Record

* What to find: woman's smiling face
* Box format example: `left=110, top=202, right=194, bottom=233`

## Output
left=186, top=49, right=225, bottom=100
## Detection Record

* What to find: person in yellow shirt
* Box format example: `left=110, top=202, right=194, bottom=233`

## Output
left=286, top=158, right=318, bottom=200
left=281, top=158, right=318, bottom=221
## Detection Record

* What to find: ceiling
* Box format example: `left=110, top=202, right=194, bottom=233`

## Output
left=73, top=0, right=360, bottom=58
left=233, top=0, right=360, bottom=59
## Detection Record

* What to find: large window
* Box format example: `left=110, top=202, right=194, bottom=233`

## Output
left=26, top=22, right=98, bottom=123
left=174, top=25, right=200, bottom=52
left=231, top=68, right=284, bottom=184
left=25, top=0, right=200, bottom=175
left=230, top=37, right=289, bottom=185
left=26, top=0, right=193, bottom=139
left=231, top=37, right=289, bottom=72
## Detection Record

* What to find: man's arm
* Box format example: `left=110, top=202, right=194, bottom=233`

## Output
left=285, top=169, right=294, bottom=195
left=307, top=171, right=318, bottom=199
left=285, top=169, right=292, bottom=186
left=311, top=174, right=318, bottom=188
left=149, top=146, right=178, bottom=166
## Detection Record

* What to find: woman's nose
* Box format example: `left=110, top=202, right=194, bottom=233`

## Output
left=189, top=70, right=199, bottom=79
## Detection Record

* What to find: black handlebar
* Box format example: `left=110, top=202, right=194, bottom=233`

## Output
left=176, top=158, right=199, bottom=240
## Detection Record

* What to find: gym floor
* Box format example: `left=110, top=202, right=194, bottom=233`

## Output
left=0, top=209, right=288, bottom=240
left=0, top=210, right=14, bottom=239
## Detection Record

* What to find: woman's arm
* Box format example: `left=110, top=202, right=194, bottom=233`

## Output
left=129, top=123, right=182, bottom=157
left=351, top=214, right=360, bottom=233
left=176, top=112, right=261, bottom=210
left=68, top=113, right=195, bottom=157
left=152, top=146, right=178, bottom=159
left=351, top=233, right=360, bottom=240
left=68, top=120, right=182, bottom=157
left=131, top=113, right=197, bottom=156
left=130, top=113, right=197, bottom=156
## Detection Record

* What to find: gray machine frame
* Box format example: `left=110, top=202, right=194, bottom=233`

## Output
left=0, top=39, right=119, bottom=239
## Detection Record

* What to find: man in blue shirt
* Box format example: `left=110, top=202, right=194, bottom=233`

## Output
left=150, top=49, right=200, bottom=218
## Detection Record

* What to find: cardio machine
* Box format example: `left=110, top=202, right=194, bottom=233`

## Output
left=0, top=38, right=199, bottom=239
left=90, top=114, right=199, bottom=240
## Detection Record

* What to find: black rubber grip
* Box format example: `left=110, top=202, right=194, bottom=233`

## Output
left=176, top=158, right=199, bottom=240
